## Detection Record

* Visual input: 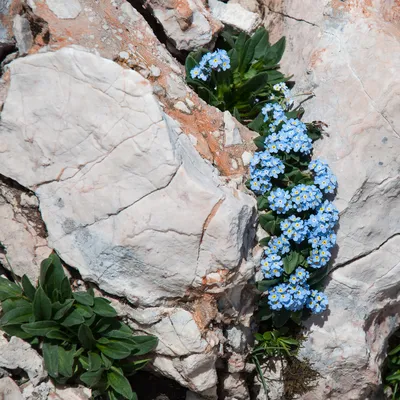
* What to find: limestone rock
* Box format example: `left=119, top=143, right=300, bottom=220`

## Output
left=45, top=0, right=82, bottom=19
left=0, top=46, right=256, bottom=307
left=209, top=0, right=261, bottom=34
left=262, top=0, right=400, bottom=398
left=145, top=0, right=222, bottom=50
left=224, top=111, right=243, bottom=146
left=0, top=179, right=51, bottom=281
left=0, top=336, right=47, bottom=386
left=0, top=377, right=23, bottom=400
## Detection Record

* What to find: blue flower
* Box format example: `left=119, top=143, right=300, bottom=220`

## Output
left=309, top=159, right=338, bottom=194
left=306, top=290, right=328, bottom=314
left=268, top=188, right=292, bottom=214
left=280, top=215, right=309, bottom=243
left=290, top=184, right=323, bottom=212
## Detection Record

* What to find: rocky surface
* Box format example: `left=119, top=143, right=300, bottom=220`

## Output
left=0, top=0, right=258, bottom=395
left=141, top=0, right=222, bottom=51
left=0, top=335, right=47, bottom=386
left=261, top=0, right=400, bottom=398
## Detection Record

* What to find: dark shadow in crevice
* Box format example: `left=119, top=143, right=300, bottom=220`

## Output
left=126, top=0, right=189, bottom=64
left=0, top=44, right=17, bottom=66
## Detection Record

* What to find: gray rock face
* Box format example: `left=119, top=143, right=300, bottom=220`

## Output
left=45, top=0, right=82, bottom=19
left=12, top=15, right=33, bottom=55
left=209, top=0, right=261, bottom=34
left=0, top=335, right=47, bottom=386
left=145, top=0, right=222, bottom=50
left=0, top=46, right=257, bottom=396
left=0, top=46, right=255, bottom=306
left=262, top=0, right=400, bottom=398
left=0, top=377, right=23, bottom=400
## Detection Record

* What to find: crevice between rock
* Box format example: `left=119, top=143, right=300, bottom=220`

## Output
left=126, top=0, right=189, bottom=64
left=266, top=6, right=320, bottom=27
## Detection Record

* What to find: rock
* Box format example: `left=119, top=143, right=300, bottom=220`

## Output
left=209, top=0, right=261, bottom=34
left=50, top=386, right=91, bottom=400
left=262, top=0, right=400, bottom=398
left=174, top=100, right=191, bottom=114
left=0, top=178, right=51, bottom=281
left=0, top=46, right=256, bottom=308
left=241, top=151, right=253, bottom=166
left=45, top=0, right=82, bottom=19
left=21, top=381, right=53, bottom=400
left=0, top=377, right=23, bottom=400
left=222, top=373, right=249, bottom=400
left=0, top=336, right=47, bottom=386
left=145, top=0, right=222, bottom=50
left=224, top=111, right=243, bottom=146
left=12, top=15, right=33, bottom=55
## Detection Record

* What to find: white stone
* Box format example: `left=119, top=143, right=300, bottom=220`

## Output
left=148, top=0, right=221, bottom=50
left=224, top=111, right=242, bottom=146
left=241, top=151, right=253, bottom=166
left=150, top=65, right=161, bottom=77
left=45, top=0, right=82, bottom=19
left=0, top=336, right=47, bottom=386
left=12, top=15, right=33, bottom=55
left=174, top=101, right=191, bottom=114
left=264, top=1, right=400, bottom=398
left=209, top=0, right=261, bottom=34
left=0, top=46, right=256, bottom=309
left=0, top=377, right=22, bottom=400
left=118, top=51, right=129, bottom=60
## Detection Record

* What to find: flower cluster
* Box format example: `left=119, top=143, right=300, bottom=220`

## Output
left=306, top=290, right=328, bottom=314
left=268, top=188, right=292, bottom=214
left=265, top=236, right=291, bottom=256
left=268, top=267, right=315, bottom=312
left=291, top=184, right=323, bottom=212
left=190, top=49, right=231, bottom=81
left=272, top=82, right=294, bottom=107
left=280, top=215, right=309, bottom=243
left=309, top=159, right=337, bottom=194
left=261, top=253, right=283, bottom=279
left=249, top=151, right=285, bottom=194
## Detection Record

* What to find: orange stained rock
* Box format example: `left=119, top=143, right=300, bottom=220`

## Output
left=192, top=294, right=218, bottom=330
left=11, top=0, right=254, bottom=179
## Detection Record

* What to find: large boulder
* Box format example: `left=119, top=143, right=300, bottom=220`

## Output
left=261, top=0, right=400, bottom=398
left=0, top=46, right=257, bottom=397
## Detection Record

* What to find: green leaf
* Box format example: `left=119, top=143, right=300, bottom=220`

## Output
left=58, top=345, right=76, bottom=378
left=389, top=345, right=400, bottom=356
left=93, top=298, right=117, bottom=318
left=76, top=304, right=94, bottom=319
left=259, top=237, right=271, bottom=247
left=1, top=324, right=34, bottom=339
left=21, top=320, right=58, bottom=336
left=32, top=286, right=52, bottom=321
left=78, top=324, right=95, bottom=350
left=73, top=291, right=94, bottom=306
left=101, top=353, right=113, bottom=369
left=96, top=340, right=132, bottom=360
left=185, top=55, right=197, bottom=78
left=253, top=136, right=265, bottom=150
left=283, top=251, right=300, bottom=275
left=129, top=336, right=158, bottom=355
left=248, top=112, right=265, bottom=132
left=60, top=277, right=73, bottom=302
left=80, top=369, right=104, bottom=388
left=257, top=279, right=280, bottom=292
left=88, top=352, right=102, bottom=371
left=0, top=277, right=22, bottom=301
left=61, top=309, right=85, bottom=327
left=237, top=72, right=269, bottom=97
left=45, top=329, right=70, bottom=341
left=21, top=275, right=36, bottom=301
left=1, top=298, right=31, bottom=313
left=39, top=257, right=52, bottom=287
left=264, top=36, right=286, bottom=65
left=107, top=368, right=133, bottom=399
left=43, top=254, right=66, bottom=299
left=254, top=29, right=270, bottom=60
left=290, top=310, right=303, bottom=325
left=43, top=343, right=59, bottom=378
left=272, top=310, right=291, bottom=328
left=257, top=196, right=269, bottom=211
left=0, top=306, right=33, bottom=326
left=53, top=299, right=75, bottom=320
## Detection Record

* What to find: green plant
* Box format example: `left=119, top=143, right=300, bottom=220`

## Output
left=0, top=253, right=158, bottom=400
left=384, top=331, right=400, bottom=399
left=185, top=27, right=289, bottom=121
left=253, top=328, right=300, bottom=358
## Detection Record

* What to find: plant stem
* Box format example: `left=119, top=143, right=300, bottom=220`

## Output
left=252, top=355, right=269, bottom=400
